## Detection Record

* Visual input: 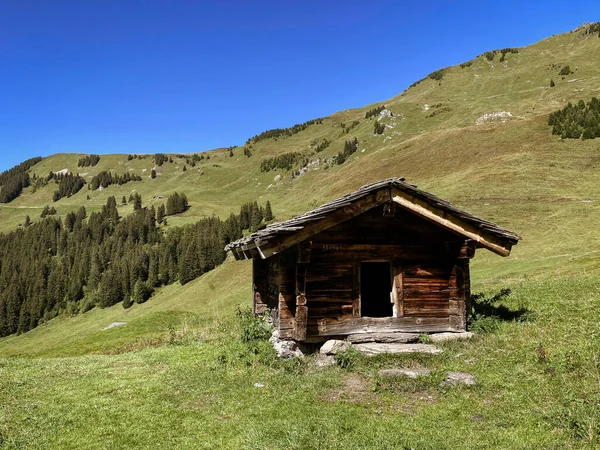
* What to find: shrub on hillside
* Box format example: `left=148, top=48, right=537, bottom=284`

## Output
left=365, top=105, right=385, bottom=119
left=236, top=306, right=272, bottom=344
left=260, top=152, right=303, bottom=172
left=335, top=138, right=359, bottom=165
left=166, top=192, right=188, bottom=215
left=0, top=157, right=43, bottom=203
left=90, top=171, right=142, bottom=190
left=559, top=65, right=573, bottom=76
left=77, top=155, right=100, bottom=167
left=428, top=69, right=446, bottom=81
left=246, top=118, right=323, bottom=144
left=548, top=97, right=600, bottom=139
left=51, top=173, right=85, bottom=201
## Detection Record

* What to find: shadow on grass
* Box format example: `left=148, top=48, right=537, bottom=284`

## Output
left=469, top=288, right=535, bottom=332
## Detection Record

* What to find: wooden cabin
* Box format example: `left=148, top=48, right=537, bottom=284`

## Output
left=225, top=178, right=521, bottom=343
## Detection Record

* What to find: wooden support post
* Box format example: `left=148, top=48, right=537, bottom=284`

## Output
left=294, top=262, right=308, bottom=341
left=449, top=262, right=467, bottom=331
left=390, top=265, right=404, bottom=318
left=252, top=259, right=268, bottom=315
left=352, top=263, right=360, bottom=317
left=463, top=259, right=471, bottom=323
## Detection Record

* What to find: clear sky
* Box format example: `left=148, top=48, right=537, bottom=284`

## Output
left=0, top=0, right=598, bottom=172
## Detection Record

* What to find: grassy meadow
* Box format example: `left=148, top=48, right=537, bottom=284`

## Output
left=1, top=25, right=600, bottom=448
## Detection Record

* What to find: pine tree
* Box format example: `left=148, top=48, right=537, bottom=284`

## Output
left=250, top=205, right=262, bottom=232
left=122, top=295, right=133, bottom=309
left=132, top=280, right=153, bottom=304
left=179, top=239, right=201, bottom=285
left=122, top=195, right=127, bottom=205
left=64, top=212, right=76, bottom=232
left=133, top=193, right=142, bottom=211
left=157, top=204, right=166, bottom=224
left=151, top=169, right=157, bottom=179
left=99, top=269, right=123, bottom=307
left=550, top=79, right=556, bottom=88
left=264, top=201, right=274, bottom=221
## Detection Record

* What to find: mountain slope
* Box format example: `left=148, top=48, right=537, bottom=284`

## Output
left=1, top=24, right=600, bottom=448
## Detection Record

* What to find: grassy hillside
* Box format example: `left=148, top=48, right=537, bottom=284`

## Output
left=1, top=24, right=600, bottom=448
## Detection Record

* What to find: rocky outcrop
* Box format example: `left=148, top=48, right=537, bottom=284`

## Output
left=269, top=331, right=304, bottom=359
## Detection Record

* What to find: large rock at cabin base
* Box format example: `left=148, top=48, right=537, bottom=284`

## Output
left=269, top=331, right=304, bottom=359
left=346, top=332, right=420, bottom=344
left=440, top=371, right=476, bottom=387
left=320, top=339, right=350, bottom=355
left=353, top=343, right=443, bottom=356
left=379, top=368, right=432, bottom=378
left=429, top=332, right=474, bottom=343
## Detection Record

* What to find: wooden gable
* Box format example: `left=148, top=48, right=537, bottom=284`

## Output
left=226, top=178, right=521, bottom=260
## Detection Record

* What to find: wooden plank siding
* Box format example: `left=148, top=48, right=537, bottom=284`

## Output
left=272, top=202, right=473, bottom=340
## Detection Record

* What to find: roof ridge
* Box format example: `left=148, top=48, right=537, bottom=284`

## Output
left=225, top=178, right=521, bottom=256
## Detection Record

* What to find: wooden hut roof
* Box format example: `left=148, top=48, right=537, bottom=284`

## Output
left=226, top=177, right=521, bottom=260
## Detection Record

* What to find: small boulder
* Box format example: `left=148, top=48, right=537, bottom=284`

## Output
left=103, top=321, right=127, bottom=330
left=440, top=371, right=476, bottom=387
left=379, top=368, right=432, bottom=378
left=320, top=339, right=350, bottom=355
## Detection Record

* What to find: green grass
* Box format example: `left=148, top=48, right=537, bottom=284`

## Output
left=1, top=277, right=598, bottom=448
left=2, top=24, right=600, bottom=448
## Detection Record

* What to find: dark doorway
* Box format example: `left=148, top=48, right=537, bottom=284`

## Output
left=361, top=262, right=393, bottom=317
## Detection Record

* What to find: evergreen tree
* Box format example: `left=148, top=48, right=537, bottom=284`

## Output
left=122, top=295, right=133, bottom=309
left=250, top=205, right=262, bottom=232
left=151, top=169, right=157, bottom=179
left=99, top=269, right=123, bottom=307
left=550, top=79, right=556, bottom=88
left=264, top=201, right=274, bottom=221
left=179, top=238, right=201, bottom=285
left=157, top=204, right=166, bottom=224
left=133, top=193, right=142, bottom=211
left=132, top=280, right=153, bottom=304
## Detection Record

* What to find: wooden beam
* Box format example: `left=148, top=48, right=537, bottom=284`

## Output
left=308, top=316, right=451, bottom=336
left=458, top=240, right=477, bottom=259
left=391, top=190, right=512, bottom=257
left=311, top=243, right=450, bottom=261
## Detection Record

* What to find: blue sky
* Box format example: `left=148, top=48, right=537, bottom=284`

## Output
left=0, top=0, right=598, bottom=172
